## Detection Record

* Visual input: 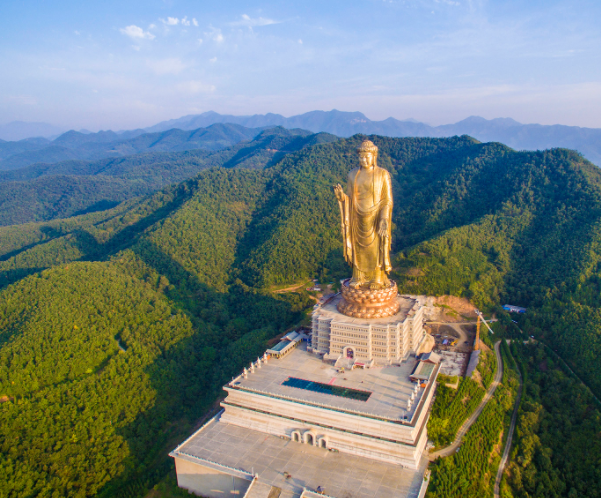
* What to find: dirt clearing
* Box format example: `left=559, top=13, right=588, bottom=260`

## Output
left=435, top=295, right=477, bottom=321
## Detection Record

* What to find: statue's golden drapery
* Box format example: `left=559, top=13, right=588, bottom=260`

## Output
left=335, top=140, right=393, bottom=291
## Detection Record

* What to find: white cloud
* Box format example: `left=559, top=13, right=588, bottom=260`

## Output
left=298, top=39, right=303, bottom=44
left=132, top=46, right=141, bottom=51
left=74, top=30, right=80, bottom=35
left=231, top=14, right=280, bottom=27
left=198, top=38, right=203, bottom=45
left=120, top=25, right=155, bottom=40
left=148, top=23, right=156, bottom=29
left=209, top=57, right=217, bottom=63
left=176, top=80, right=216, bottom=94
left=146, top=58, right=187, bottom=75
left=181, top=16, right=190, bottom=26
left=205, top=26, right=224, bottom=43
left=160, top=17, right=179, bottom=26
left=192, top=18, right=198, bottom=27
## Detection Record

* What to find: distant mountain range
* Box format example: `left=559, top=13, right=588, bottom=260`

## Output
left=0, top=123, right=264, bottom=170
left=143, top=110, right=434, bottom=137
left=2, top=110, right=601, bottom=166
left=145, top=110, right=601, bottom=165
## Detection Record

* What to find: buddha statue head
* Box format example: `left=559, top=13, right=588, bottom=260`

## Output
left=357, top=140, right=378, bottom=169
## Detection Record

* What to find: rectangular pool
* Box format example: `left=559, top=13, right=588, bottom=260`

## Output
left=282, top=377, right=372, bottom=402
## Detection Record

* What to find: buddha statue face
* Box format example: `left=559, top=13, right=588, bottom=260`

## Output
left=357, top=140, right=378, bottom=169
left=358, top=151, right=375, bottom=169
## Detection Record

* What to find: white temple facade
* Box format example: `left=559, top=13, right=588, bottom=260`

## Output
left=312, top=294, right=425, bottom=365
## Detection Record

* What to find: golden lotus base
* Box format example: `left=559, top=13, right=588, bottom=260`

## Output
left=337, top=279, right=400, bottom=319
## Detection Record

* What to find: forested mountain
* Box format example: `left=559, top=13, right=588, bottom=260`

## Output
left=506, top=341, right=601, bottom=498
left=0, top=137, right=51, bottom=161
left=146, top=110, right=601, bottom=165
left=0, top=123, right=263, bottom=170
left=0, top=127, right=337, bottom=226
left=1, top=134, right=601, bottom=497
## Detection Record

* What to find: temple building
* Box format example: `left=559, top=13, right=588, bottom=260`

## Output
left=311, top=293, right=425, bottom=366
left=170, top=293, right=438, bottom=498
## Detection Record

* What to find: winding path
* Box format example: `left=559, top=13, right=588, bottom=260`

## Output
left=428, top=341, right=503, bottom=460
left=494, top=344, right=523, bottom=497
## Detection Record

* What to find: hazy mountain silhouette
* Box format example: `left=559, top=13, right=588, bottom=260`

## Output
left=0, top=121, right=66, bottom=141
left=146, top=110, right=601, bottom=165
left=144, top=110, right=433, bottom=138
left=4, top=110, right=601, bottom=166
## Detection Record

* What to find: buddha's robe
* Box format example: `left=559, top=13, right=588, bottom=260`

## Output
left=338, top=166, right=392, bottom=279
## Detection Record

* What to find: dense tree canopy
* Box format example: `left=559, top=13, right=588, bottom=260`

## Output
left=506, top=342, right=601, bottom=498
left=0, top=127, right=338, bottom=227
left=2, top=134, right=601, bottom=496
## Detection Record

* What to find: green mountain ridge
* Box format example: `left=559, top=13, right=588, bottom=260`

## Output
left=0, top=127, right=338, bottom=227
left=1, top=134, right=601, bottom=497
left=0, top=123, right=263, bottom=171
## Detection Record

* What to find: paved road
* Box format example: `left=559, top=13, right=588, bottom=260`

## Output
left=428, top=341, right=503, bottom=460
left=493, top=343, right=523, bottom=497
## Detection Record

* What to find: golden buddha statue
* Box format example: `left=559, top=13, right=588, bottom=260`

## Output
left=334, top=140, right=393, bottom=291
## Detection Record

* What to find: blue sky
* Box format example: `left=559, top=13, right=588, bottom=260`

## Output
left=1, top=0, right=601, bottom=130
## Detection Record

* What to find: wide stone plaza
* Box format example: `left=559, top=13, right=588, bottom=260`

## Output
left=172, top=416, right=429, bottom=498
left=170, top=335, right=438, bottom=497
